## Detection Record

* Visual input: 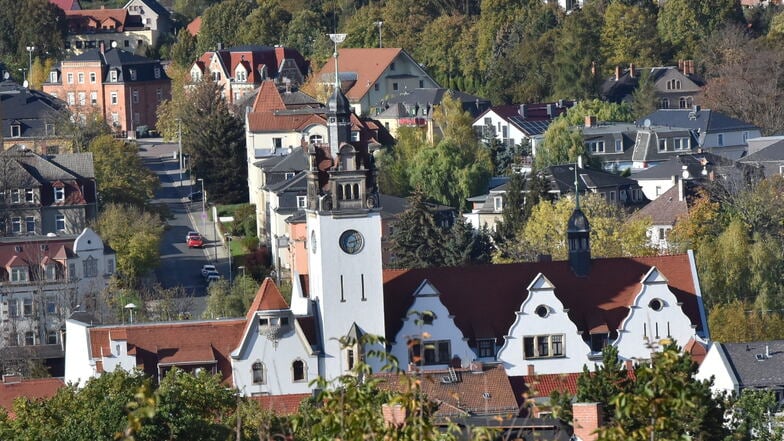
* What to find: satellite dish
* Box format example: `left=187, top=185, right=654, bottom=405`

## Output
left=643, top=119, right=651, bottom=128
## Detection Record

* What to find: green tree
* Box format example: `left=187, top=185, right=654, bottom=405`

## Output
left=238, top=0, right=292, bottom=46
left=203, top=275, right=259, bottom=319
left=697, top=219, right=753, bottom=307
left=726, top=389, right=784, bottom=441
left=561, top=99, right=634, bottom=125
left=597, top=344, right=727, bottom=441
left=414, top=14, right=473, bottom=89
left=54, top=110, right=112, bottom=153
left=169, top=29, right=199, bottom=68
left=630, top=69, right=658, bottom=119
left=576, top=345, right=630, bottom=425
left=552, top=1, right=605, bottom=100
left=601, top=2, right=661, bottom=69
left=180, top=81, right=248, bottom=203
left=389, top=191, right=447, bottom=269
left=377, top=127, right=427, bottom=197
left=282, top=9, right=329, bottom=59
left=494, top=172, right=527, bottom=242
left=94, top=204, right=165, bottom=286
left=88, top=135, right=159, bottom=208
left=534, top=117, right=585, bottom=169
left=197, top=0, right=256, bottom=54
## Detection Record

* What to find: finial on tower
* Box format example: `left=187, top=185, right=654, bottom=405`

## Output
left=328, top=33, right=347, bottom=90
left=574, top=155, right=583, bottom=209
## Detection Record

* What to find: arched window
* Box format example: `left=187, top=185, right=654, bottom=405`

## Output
left=337, top=185, right=344, bottom=200
left=352, top=184, right=360, bottom=200
left=345, top=184, right=352, bottom=200
left=679, top=97, right=687, bottom=109
left=292, top=360, right=306, bottom=382
left=252, top=361, right=265, bottom=384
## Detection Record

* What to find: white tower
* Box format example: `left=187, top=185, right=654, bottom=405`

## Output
left=305, top=37, right=385, bottom=380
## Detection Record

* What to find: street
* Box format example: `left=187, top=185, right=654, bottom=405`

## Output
left=137, top=139, right=230, bottom=318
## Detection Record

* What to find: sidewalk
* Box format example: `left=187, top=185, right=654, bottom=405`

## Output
left=176, top=175, right=229, bottom=264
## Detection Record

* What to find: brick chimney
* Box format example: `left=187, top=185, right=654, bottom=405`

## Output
left=99, top=40, right=105, bottom=54
left=527, top=364, right=535, bottom=377
left=615, top=65, right=621, bottom=81
left=678, top=59, right=684, bottom=72
left=585, top=115, right=597, bottom=127
left=573, top=403, right=603, bottom=441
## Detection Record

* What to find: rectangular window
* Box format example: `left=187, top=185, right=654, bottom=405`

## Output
left=46, top=264, right=57, bottom=281
left=297, top=195, right=306, bottom=208
left=477, top=339, right=495, bottom=358
left=410, top=340, right=451, bottom=366
left=615, top=139, right=623, bottom=152
left=124, top=40, right=130, bottom=47
left=78, top=92, right=86, bottom=105
left=212, top=71, right=221, bottom=81
left=154, top=67, right=161, bottom=79
left=587, top=141, right=605, bottom=153
left=523, top=335, right=565, bottom=359
left=54, top=186, right=65, bottom=202
left=717, top=133, right=724, bottom=146
left=23, top=298, right=33, bottom=316
left=390, top=62, right=396, bottom=71
left=8, top=301, right=18, bottom=318
left=655, top=186, right=662, bottom=196
left=351, top=131, right=360, bottom=142
left=90, top=92, right=97, bottom=105
left=67, top=93, right=75, bottom=105
left=25, top=188, right=34, bottom=203
left=78, top=72, right=84, bottom=84
left=47, top=331, right=58, bottom=345
left=25, top=332, right=35, bottom=346
left=130, top=69, right=137, bottom=81
left=132, top=90, right=139, bottom=104
left=11, top=189, right=21, bottom=204
left=658, top=139, right=667, bottom=151
left=56, top=214, right=65, bottom=231
left=49, top=71, right=58, bottom=83
left=69, top=263, right=76, bottom=280
left=673, top=137, right=689, bottom=150
left=11, top=268, right=27, bottom=282
left=392, top=82, right=399, bottom=91
left=110, top=70, right=118, bottom=82
left=83, top=258, right=98, bottom=278
left=743, top=131, right=749, bottom=143
left=374, top=83, right=379, bottom=91
left=90, top=72, right=96, bottom=83
left=609, top=191, right=615, bottom=202
left=67, top=73, right=74, bottom=84
left=419, top=80, right=424, bottom=88
left=494, top=196, right=503, bottom=212
left=11, top=217, right=21, bottom=233
left=273, top=138, right=283, bottom=149
left=111, top=113, right=119, bottom=124
left=25, top=216, right=35, bottom=233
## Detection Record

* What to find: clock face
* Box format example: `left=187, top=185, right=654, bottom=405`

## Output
left=339, top=230, right=364, bottom=254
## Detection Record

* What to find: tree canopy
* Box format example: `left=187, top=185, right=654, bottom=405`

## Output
left=88, top=135, right=159, bottom=208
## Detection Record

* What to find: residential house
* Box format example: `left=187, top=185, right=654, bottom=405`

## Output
left=63, top=8, right=155, bottom=55
left=191, top=45, right=309, bottom=105
left=65, top=84, right=709, bottom=411
left=740, top=138, right=784, bottom=177
left=464, top=162, right=646, bottom=232
left=0, top=375, right=64, bottom=416
left=696, top=341, right=784, bottom=401
left=631, top=151, right=744, bottom=200
left=640, top=107, right=760, bottom=160
left=472, top=101, right=574, bottom=158
left=314, top=48, right=440, bottom=116
left=43, top=45, right=170, bottom=137
left=0, top=80, right=70, bottom=154
left=123, top=0, right=172, bottom=37
left=1, top=228, right=115, bottom=376
left=0, top=147, right=97, bottom=237
left=376, top=88, right=490, bottom=142
left=600, top=63, right=704, bottom=109
left=630, top=179, right=693, bottom=251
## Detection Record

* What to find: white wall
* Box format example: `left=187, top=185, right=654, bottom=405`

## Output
left=389, top=281, right=476, bottom=370
left=64, top=319, right=97, bottom=387
left=472, top=110, right=528, bottom=148
left=637, top=178, right=676, bottom=201
left=695, top=344, right=738, bottom=395
left=497, top=274, right=593, bottom=375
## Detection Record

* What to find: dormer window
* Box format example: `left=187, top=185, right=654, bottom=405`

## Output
left=493, top=196, right=503, bottom=212
left=11, top=267, right=28, bottom=283
left=10, top=123, right=21, bottom=138
left=49, top=71, right=58, bottom=83
left=235, top=67, right=247, bottom=82
left=45, top=264, right=57, bottom=281
left=110, top=70, right=118, bottom=82
left=54, top=186, right=65, bottom=202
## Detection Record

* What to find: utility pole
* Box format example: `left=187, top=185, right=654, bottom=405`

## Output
left=178, top=119, right=183, bottom=186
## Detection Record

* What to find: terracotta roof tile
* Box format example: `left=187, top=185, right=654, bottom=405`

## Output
left=186, top=16, right=202, bottom=36
left=246, top=278, right=290, bottom=320
left=382, top=254, right=701, bottom=345
left=89, top=319, right=245, bottom=384
left=251, top=81, right=286, bottom=112
left=0, top=377, right=64, bottom=418
left=315, top=48, right=403, bottom=101
left=249, top=393, right=310, bottom=414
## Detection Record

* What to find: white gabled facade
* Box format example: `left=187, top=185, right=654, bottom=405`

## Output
left=497, top=274, right=592, bottom=375
left=694, top=344, right=738, bottom=395
left=389, top=280, right=475, bottom=370
left=614, top=267, right=702, bottom=361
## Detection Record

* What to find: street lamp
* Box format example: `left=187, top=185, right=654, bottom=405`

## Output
left=238, top=266, right=246, bottom=278
left=25, top=45, right=34, bottom=86
left=226, top=235, right=233, bottom=284
left=177, top=119, right=183, bottom=186
left=125, top=303, right=137, bottom=324
left=373, top=21, right=383, bottom=48
left=197, top=178, right=206, bottom=236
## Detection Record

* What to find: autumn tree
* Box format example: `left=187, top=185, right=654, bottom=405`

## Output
left=203, top=275, right=259, bottom=319
left=630, top=70, right=658, bottom=119
left=601, top=2, right=661, bottom=69
left=88, top=135, right=159, bottom=208
left=534, top=117, right=585, bottom=169
left=726, top=389, right=784, bottom=441
left=708, top=301, right=784, bottom=343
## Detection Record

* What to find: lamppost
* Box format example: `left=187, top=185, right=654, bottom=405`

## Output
left=177, top=119, right=183, bottom=186
left=125, top=303, right=137, bottom=324
left=238, top=266, right=246, bottom=278
left=25, top=45, right=34, bottom=86
left=373, top=21, right=383, bottom=48
left=226, top=235, right=233, bottom=284
left=197, top=178, right=206, bottom=235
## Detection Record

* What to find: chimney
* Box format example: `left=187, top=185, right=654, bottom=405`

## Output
left=217, top=42, right=223, bottom=51
left=527, top=364, right=535, bottom=377
left=578, top=155, right=584, bottom=169
left=99, top=41, right=105, bottom=54
left=671, top=175, right=677, bottom=187
left=615, top=65, right=621, bottom=81
left=572, top=403, right=603, bottom=441
left=692, top=104, right=701, bottom=114
left=519, top=104, right=528, bottom=118
left=678, top=176, right=684, bottom=201
left=470, top=360, right=484, bottom=373
left=585, top=115, right=596, bottom=128
left=686, top=60, right=694, bottom=75
left=629, top=63, right=635, bottom=79
left=678, top=59, right=684, bottom=72
left=624, top=360, right=634, bottom=371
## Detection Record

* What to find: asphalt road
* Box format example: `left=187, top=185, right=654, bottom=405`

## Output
left=138, top=139, right=229, bottom=318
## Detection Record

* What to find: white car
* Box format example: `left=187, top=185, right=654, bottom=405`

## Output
left=206, top=274, right=221, bottom=284
left=200, top=265, right=217, bottom=277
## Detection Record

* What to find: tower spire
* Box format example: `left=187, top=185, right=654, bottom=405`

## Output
left=328, top=33, right=346, bottom=91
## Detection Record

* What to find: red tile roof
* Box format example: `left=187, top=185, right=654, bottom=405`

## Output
left=377, top=366, right=520, bottom=418
left=66, top=9, right=130, bottom=32
left=250, top=393, right=310, bottom=415
left=513, top=373, right=581, bottom=399
left=186, top=16, right=201, bottom=36
left=382, top=254, right=702, bottom=345
left=246, top=277, right=290, bottom=320
left=0, top=377, right=64, bottom=418
left=49, top=0, right=80, bottom=11
left=88, top=319, right=246, bottom=384
left=251, top=81, right=286, bottom=113
left=0, top=238, right=76, bottom=268
left=315, top=48, right=404, bottom=101
left=195, top=46, right=307, bottom=85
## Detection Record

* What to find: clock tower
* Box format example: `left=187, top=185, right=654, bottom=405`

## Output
left=305, top=76, right=385, bottom=380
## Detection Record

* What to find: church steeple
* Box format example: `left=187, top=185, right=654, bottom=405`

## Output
left=568, top=159, right=591, bottom=276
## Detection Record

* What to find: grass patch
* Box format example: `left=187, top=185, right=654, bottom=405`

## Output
left=216, top=204, right=246, bottom=218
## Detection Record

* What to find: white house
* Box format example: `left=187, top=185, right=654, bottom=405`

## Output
left=696, top=341, right=784, bottom=401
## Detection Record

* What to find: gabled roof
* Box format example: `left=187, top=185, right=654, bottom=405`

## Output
left=383, top=88, right=491, bottom=118
left=629, top=184, right=689, bottom=225
left=316, top=48, right=435, bottom=101
left=49, top=153, right=95, bottom=179
left=632, top=151, right=738, bottom=180
left=476, top=101, right=575, bottom=136
left=718, top=341, right=784, bottom=389
left=600, top=66, right=704, bottom=103
left=49, top=0, right=81, bottom=10
left=741, top=140, right=784, bottom=162
left=246, top=278, right=290, bottom=320
left=642, top=108, right=758, bottom=134
left=548, top=163, right=641, bottom=194
left=0, top=377, right=65, bottom=417
left=65, top=8, right=133, bottom=32
left=88, top=319, right=246, bottom=383
left=382, top=254, right=702, bottom=345
left=0, top=80, right=67, bottom=139
left=195, top=46, right=308, bottom=85
left=123, top=0, right=169, bottom=18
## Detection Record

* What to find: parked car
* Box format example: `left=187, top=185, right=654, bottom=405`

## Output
left=187, top=191, right=203, bottom=202
left=187, top=234, right=203, bottom=248
left=203, top=270, right=220, bottom=281
left=186, top=231, right=200, bottom=242
left=201, top=265, right=217, bottom=277
left=206, top=274, right=221, bottom=284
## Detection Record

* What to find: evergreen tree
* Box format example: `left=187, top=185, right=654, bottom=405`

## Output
left=389, top=191, right=446, bottom=269
left=495, top=172, right=527, bottom=243
left=576, top=345, right=630, bottom=425
left=441, top=216, right=475, bottom=267
left=630, top=69, right=658, bottom=119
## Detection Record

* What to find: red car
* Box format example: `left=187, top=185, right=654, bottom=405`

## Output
left=187, top=234, right=204, bottom=248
